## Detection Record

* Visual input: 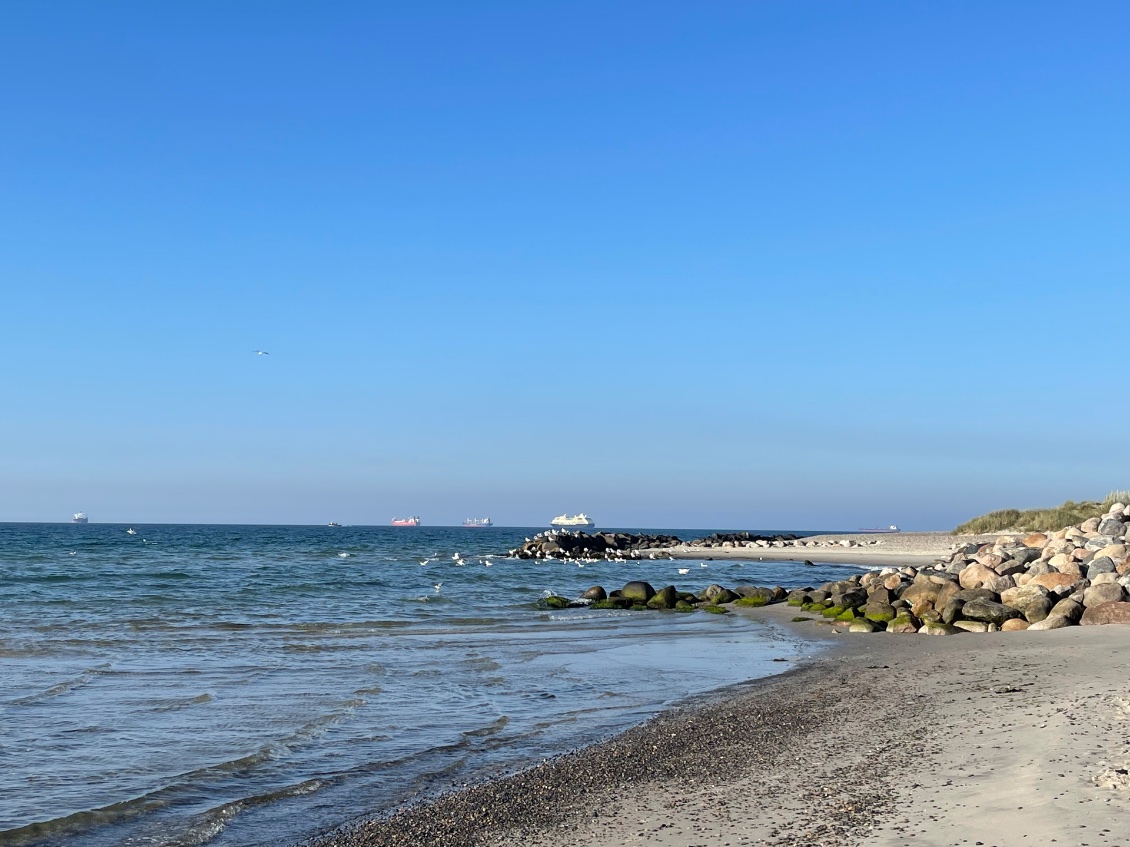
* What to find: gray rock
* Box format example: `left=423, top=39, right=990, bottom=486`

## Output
left=830, top=589, right=868, bottom=609
left=1099, top=519, right=1125, bottom=537
left=1087, top=557, right=1117, bottom=579
left=940, top=598, right=966, bottom=625
left=581, top=585, right=607, bottom=601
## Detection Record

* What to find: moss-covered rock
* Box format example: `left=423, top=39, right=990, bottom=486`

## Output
left=622, top=581, right=656, bottom=603
left=734, top=595, right=771, bottom=607
left=822, top=605, right=845, bottom=618
left=702, top=605, right=728, bottom=614
left=539, top=595, right=571, bottom=609
left=835, top=608, right=858, bottom=621
left=591, top=599, right=620, bottom=610
left=675, top=600, right=695, bottom=612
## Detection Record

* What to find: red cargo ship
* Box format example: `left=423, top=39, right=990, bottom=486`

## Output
left=391, top=516, right=421, bottom=527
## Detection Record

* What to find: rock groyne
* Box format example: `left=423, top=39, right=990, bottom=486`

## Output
left=534, top=502, right=1130, bottom=630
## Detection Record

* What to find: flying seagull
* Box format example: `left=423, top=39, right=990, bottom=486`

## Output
left=254, top=350, right=270, bottom=356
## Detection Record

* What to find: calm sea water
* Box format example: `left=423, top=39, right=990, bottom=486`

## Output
left=0, top=523, right=859, bottom=847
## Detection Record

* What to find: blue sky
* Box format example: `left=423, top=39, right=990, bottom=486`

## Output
left=2, top=1, right=1127, bottom=528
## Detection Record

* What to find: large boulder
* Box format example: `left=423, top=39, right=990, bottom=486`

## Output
left=1050, top=597, right=1084, bottom=622
left=960, top=600, right=1022, bottom=625
left=734, top=585, right=777, bottom=605
left=830, top=588, right=868, bottom=609
left=581, top=585, right=607, bottom=601
left=959, top=563, right=1000, bottom=590
left=1099, top=519, right=1125, bottom=537
left=999, top=585, right=1053, bottom=623
left=1030, top=572, right=1081, bottom=592
left=887, top=613, right=919, bottom=634
left=646, top=585, right=679, bottom=610
left=1083, top=583, right=1125, bottom=608
left=1080, top=601, right=1130, bottom=626
left=701, top=584, right=738, bottom=604
left=621, top=581, right=656, bottom=603
left=1087, top=557, right=1117, bottom=579
left=1000, top=618, right=1030, bottom=631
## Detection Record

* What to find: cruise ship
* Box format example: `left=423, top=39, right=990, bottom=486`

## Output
left=72, top=512, right=88, bottom=524
left=391, top=517, right=421, bottom=527
left=462, top=518, right=493, bottom=528
left=550, top=513, right=595, bottom=528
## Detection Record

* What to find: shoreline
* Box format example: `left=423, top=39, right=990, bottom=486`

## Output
left=309, top=603, right=1130, bottom=847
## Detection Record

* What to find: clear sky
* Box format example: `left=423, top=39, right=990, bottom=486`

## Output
left=2, top=1, right=1127, bottom=529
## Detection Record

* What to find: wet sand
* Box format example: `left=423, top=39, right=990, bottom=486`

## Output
left=309, top=603, right=1130, bottom=847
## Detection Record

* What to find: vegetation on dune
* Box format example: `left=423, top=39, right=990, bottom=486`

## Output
left=954, top=490, right=1130, bottom=535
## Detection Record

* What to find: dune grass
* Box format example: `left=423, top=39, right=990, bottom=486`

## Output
left=954, top=491, right=1130, bottom=535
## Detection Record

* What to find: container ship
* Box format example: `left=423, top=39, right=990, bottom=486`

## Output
left=462, top=518, right=493, bottom=528
left=391, top=517, right=421, bottom=527
left=550, top=513, right=594, bottom=528
left=72, top=512, right=89, bottom=524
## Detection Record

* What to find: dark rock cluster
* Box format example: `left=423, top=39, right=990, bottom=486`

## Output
left=688, top=531, right=802, bottom=548
left=537, top=580, right=786, bottom=613
left=511, top=531, right=681, bottom=560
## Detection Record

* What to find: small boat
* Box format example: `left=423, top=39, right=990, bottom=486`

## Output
left=550, top=513, right=595, bottom=528
left=327, top=522, right=342, bottom=527
left=858, top=525, right=900, bottom=534
left=126, top=528, right=138, bottom=535
left=391, top=517, right=421, bottom=527
left=72, top=512, right=88, bottom=524
left=463, top=518, right=493, bottom=528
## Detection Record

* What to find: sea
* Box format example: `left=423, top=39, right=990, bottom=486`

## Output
left=0, top=523, right=863, bottom=847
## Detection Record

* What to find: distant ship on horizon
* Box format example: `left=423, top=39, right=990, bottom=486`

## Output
left=462, top=518, right=493, bottom=528
left=72, top=512, right=88, bottom=524
left=391, top=517, right=421, bottom=527
left=550, top=513, right=594, bottom=528
left=858, top=524, right=900, bottom=534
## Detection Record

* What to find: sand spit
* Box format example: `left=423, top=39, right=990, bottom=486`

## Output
left=307, top=607, right=1130, bottom=847
left=660, top=532, right=1000, bottom=567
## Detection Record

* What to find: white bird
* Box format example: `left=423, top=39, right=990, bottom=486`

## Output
left=482, top=559, right=493, bottom=567
left=126, top=528, right=137, bottom=535
left=452, top=552, right=461, bottom=561
left=254, top=350, right=269, bottom=355
left=338, top=552, right=350, bottom=558
left=700, top=562, right=709, bottom=568
left=433, top=582, right=442, bottom=593
left=678, top=568, right=690, bottom=575
left=418, top=558, right=430, bottom=567
left=69, top=551, right=77, bottom=556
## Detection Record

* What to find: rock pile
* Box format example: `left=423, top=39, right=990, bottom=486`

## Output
left=687, top=531, right=802, bottom=549
left=512, top=531, right=682, bottom=560
left=537, top=503, right=1130, bottom=630
left=538, top=580, right=786, bottom=612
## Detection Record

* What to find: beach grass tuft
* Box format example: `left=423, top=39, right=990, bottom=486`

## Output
left=954, top=490, right=1129, bottom=534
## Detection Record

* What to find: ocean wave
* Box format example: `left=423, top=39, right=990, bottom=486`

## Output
left=5, top=664, right=113, bottom=707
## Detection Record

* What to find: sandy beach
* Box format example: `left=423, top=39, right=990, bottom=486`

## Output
left=311, top=603, right=1130, bottom=847
left=659, top=531, right=1003, bottom=568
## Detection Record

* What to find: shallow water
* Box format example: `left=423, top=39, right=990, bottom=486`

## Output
left=0, top=523, right=860, bottom=847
